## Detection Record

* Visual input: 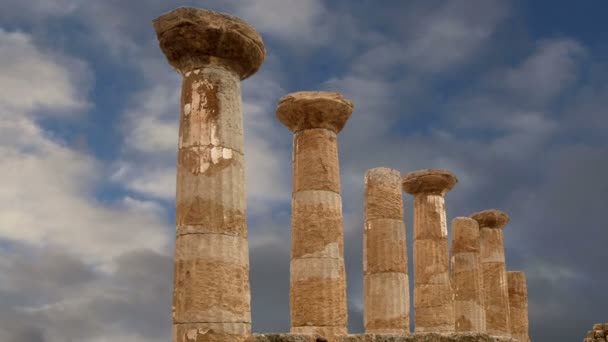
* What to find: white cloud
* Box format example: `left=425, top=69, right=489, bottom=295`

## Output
left=0, top=29, right=90, bottom=115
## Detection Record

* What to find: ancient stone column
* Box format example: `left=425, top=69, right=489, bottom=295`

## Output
left=276, top=91, right=353, bottom=339
left=471, top=209, right=510, bottom=337
left=402, top=169, right=458, bottom=332
left=363, top=168, right=410, bottom=334
left=451, top=217, right=485, bottom=333
left=508, top=271, right=530, bottom=342
left=153, top=7, right=265, bottom=342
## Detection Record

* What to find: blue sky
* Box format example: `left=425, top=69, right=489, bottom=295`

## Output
left=0, top=1, right=607, bottom=341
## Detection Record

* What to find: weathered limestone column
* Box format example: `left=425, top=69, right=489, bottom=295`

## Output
left=153, top=7, right=265, bottom=342
left=508, top=271, right=530, bottom=342
left=364, top=168, right=410, bottom=334
left=276, top=92, right=353, bottom=339
left=471, top=210, right=510, bottom=337
left=451, top=217, right=485, bottom=333
left=402, top=169, right=458, bottom=332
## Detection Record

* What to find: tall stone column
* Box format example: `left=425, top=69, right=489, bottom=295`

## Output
left=402, top=169, right=458, bottom=332
left=471, top=209, right=510, bottom=337
left=153, top=8, right=265, bottom=342
left=364, top=168, right=410, bottom=334
left=451, top=217, right=485, bottom=332
left=508, top=271, right=530, bottom=342
left=276, top=92, right=353, bottom=339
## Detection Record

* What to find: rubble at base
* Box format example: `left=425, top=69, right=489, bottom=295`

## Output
left=252, top=333, right=517, bottom=342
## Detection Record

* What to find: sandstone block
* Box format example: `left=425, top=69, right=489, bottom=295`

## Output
left=364, top=219, right=407, bottom=275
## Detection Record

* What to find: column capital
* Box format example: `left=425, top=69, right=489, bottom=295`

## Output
left=276, top=91, right=354, bottom=133
left=401, top=169, right=457, bottom=195
left=470, top=209, right=509, bottom=229
left=153, top=7, right=266, bottom=78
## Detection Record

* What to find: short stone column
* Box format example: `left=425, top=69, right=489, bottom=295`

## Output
left=402, top=169, right=458, bottom=332
left=153, top=7, right=265, bottom=342
left=276, top=92, right=354, bottom=339
left=451, top=217, right=486, bottom=332
left=471, top=210, right=511, bottom=337
left=508, top=272, right=530, bottom=342
left=364, top=168, right=410, bottom=334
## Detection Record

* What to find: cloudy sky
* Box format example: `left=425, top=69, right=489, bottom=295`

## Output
left=0, top=0, right=606, bottom=341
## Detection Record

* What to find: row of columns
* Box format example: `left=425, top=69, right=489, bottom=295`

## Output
left=154, top=6, right=530, bottom=342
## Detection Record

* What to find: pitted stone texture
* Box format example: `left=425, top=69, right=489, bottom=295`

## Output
left=293, top=129, right=341, bottom=193
left=276, top=92, right=354, bottom=133
left=291, top=327, right=347, bottom=341
left=364, top=273, right=410, bottom=333
left=451, top=217, right=481, bottom=254
left=179, top=67, right=243, bottom=153
left=364, top=219, right=407, bottom=275
left=290, top=266, right=348, bottom=327
left=251, top=334, right=323, bottom=342
left=402, top=169, right=458, bottom=196
left=481, top=263, right=510, bottom=336
left=336, top=333, right=516, bottom=342
left=478, top=228, right=506, bottom=264
left=176, top=150, right=246, bottom=237
left=291, top=190, right=344, bottom=259
left=154, top=7, right=265, bottom=78
left=365, top=168, right=404, bottom=221
left=452, top=217, right=485, bottom=333
left=470, top=210, right=509, bottom=230
left=404, top=169, right=457, bottom=333
left=174, top=322, right=250, bottom=342
left=507, top=272, right=529, bottom=342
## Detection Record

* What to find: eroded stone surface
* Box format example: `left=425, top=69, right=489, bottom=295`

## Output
left=452, top=217, right=485, bottom=333
left=402, top=169, right=458, bottom=195
left=470, top=210, right=509, bottom=230
left=154, top=7, right=266, bottom=78
left=293, top=129, right=341, bottom=193
left=364, top=219, right=407, bottom=275
left=507, top=272, right=529, bottom=342
left=365, top=168, right=404, bottom=221
left=276, top=92, right=354, bottom=133
left=174, top=323, right=250, bottom=342
left=404, top=169, right=456, bottom=333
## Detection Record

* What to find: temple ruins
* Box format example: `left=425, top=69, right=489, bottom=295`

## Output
left=153, top=6, right=531, bottom=342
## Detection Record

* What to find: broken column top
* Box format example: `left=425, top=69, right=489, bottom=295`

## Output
left=153, top=7, right=266, bottom=78
left=452, top=217, right=480, bottom=253
left=365, top=167, right=401, bottom=185
left=470, top=209, right=509, bottom=229
left=401, top=169, right=458, bottom=195
left=507, top=271, right=527, bottom=290
left=276, top=91, right=354, bottom=133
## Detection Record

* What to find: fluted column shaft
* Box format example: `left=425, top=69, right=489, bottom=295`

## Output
left=154, top=7, right=266, bottom=342
left=364, top=168, right=410, bottom=334
left=508, top=272, right=530, bottom=342
left=277, top=92, right=353, bottom=339
left=402, top=169, right=458, bottom=333
left=472, top=210, right=511, bottom=337
left=451, top=217, right=486, bottom=332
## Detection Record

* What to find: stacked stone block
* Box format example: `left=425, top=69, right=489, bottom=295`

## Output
left=276, top=91, right=353, bottom=339
left=153, top=7, right=265, bottom=342
left=471, top=210, right=511, bottom=337
left=507, top=272, right=529, bottom=342
left=402, top=169, right=458, bottom=332
left=451, top=217, right=486, bottom=333
left=363, top=168, right=410, bottom=333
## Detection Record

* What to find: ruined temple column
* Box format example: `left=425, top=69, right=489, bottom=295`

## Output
left=508, top=271, right=530, bottom=342
left=276, top=92, right=353, bottom=339
left=451, top=217, right=486, bottom=333
left=471, top=210, right=511, bottom=337
left=153, top=7, right=265, bottom=342
left=364, top=168, right=410, bottom=334
left=402, top=169, right=458, bottom=332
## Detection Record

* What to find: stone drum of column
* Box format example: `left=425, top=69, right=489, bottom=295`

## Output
left=153, top=7, right=265, bottom=342
left=451, top=217, right=486, bottom=333
left=276, top=92, right=353, bottom=339
left=508, top=271, right=530, bottom=342
left=402, top=169, right=458, bottom=332
left=364, top=168, right=410, bottom=334
left=471, top=209, right=510, bottom=337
